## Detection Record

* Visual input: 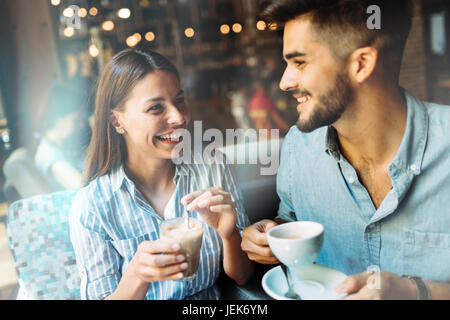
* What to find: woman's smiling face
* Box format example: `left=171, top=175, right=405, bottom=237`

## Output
left=113, top=70, right=190, bottom=160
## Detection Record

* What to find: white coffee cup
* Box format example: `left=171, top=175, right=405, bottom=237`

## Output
left=267, top=221, right=324, bottom=268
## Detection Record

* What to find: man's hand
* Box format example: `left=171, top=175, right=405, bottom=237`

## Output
left=335, top=270, right=417, bottom=300
left=241, top=219, right=279, bottom=264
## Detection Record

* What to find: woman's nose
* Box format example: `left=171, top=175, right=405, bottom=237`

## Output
left=167, top=105, right=186, bottom=126
left=279, top=66, right=299, bottom=92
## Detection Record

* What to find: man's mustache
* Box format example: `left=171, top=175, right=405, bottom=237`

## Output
left=290, top=90, right=312, bottom=97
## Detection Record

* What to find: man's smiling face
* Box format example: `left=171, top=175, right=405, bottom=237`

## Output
left=280, top=17, right=355, bottom=133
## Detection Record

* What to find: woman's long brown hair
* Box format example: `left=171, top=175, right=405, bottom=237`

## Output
left=83, top=49, right=180, bottom=183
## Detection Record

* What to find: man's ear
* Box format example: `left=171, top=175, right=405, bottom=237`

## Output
left=348, top=46, right=379, bottom=84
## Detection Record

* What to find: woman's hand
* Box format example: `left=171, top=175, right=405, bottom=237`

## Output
left=128, top=240, right=188, bottom=284
left=181, top=187, right=237, bottom=240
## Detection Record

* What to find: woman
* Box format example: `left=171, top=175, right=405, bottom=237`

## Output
left=69, top=49, right=254, bottom=300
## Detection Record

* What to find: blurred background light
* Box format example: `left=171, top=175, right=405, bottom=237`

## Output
left=133, top=33, right=142, bottom=42
left=184, top=27, right=195, bottom=38
left=256, top=20, right=266, bottom=31
left=220, top=24, right=230, bottom=35
left=63, top=27, right=74, bottom=38
left=89, top=7, right=98, bottom=16
left=102, top=21, right=115, bottom=31
left=89, top=44, right=99, bottom=58
left=126, top=35, right=139, bottom=47
left=145, top=31, right=155, bottom=42
left=232, top=23, right=242, bottom=33
left=118, top=8, right=131, bottom=19
left=62, top=7, right=75, bottom=18
left=78, top=8, right=88, bottom=18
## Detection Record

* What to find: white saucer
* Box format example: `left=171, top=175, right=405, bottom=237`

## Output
left=262, top=264, right=348, bottom=300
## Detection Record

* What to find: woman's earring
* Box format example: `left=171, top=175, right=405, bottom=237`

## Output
left=118, top=129, right=125, bottom=134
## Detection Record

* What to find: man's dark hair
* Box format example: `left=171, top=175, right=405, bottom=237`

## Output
left=261, top=0, right=413, bottom=78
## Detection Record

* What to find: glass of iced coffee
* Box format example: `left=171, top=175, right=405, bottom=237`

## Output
left=160, top=217, right=204, bottom=279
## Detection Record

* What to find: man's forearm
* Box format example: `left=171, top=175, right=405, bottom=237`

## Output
left=426, top=281, right=450, bottom=300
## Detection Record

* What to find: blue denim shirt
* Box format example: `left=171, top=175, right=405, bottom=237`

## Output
left=276, top=91, right=450, bottom=282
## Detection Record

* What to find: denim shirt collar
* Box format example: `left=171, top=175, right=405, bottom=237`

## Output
left=390, top=90, right=429, bottom=176
left=324, top=89, right=429, bottom=176
left=325, top=126, right=340, bottom=161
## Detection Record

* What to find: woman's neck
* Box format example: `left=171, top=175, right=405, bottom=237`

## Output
left=125, top=156, right=176, bottom=194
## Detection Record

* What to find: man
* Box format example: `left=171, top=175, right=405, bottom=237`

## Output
left=241, top=0, right=450, bottom=299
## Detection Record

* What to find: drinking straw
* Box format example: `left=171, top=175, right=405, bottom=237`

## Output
left=184, top=172, right=190, bottom=229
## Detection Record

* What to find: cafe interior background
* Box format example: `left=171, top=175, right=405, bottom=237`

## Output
left=0, top=0, right=448, bottom=300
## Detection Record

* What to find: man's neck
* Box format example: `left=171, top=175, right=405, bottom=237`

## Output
left=334, top=85, right=408, bottom=169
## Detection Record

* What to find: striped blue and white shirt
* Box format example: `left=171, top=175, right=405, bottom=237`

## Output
left=69, top=160, right=250, bottom=300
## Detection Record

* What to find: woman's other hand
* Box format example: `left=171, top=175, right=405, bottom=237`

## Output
left=128, top=239, right=188, bottom=283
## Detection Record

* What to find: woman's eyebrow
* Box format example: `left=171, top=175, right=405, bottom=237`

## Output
left=145, top=97, right=164, bottom=103
left=143, top=90, right=184, bottom=104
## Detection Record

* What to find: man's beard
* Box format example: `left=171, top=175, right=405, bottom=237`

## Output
left=296, top=72, right=354, bottom=133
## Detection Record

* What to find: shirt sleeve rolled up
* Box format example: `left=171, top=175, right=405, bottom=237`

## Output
left=69, top=191, right=123, bottom=300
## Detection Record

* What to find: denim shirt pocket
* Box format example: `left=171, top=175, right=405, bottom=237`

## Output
left=403, top=230, right=450, bottom=282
